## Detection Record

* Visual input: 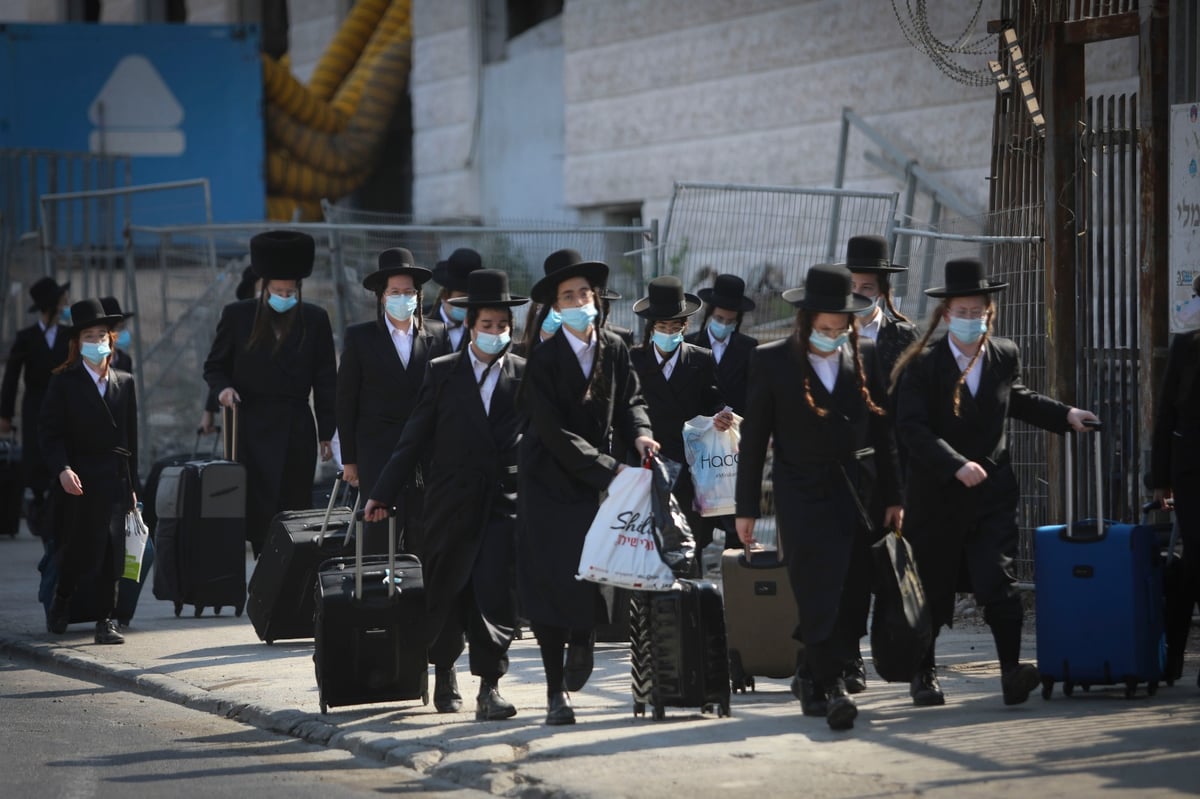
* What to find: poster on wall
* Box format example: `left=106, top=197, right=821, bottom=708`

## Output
left=1170, top=102, right=1200, bottom=333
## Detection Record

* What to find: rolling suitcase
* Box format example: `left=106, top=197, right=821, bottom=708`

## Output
left=1035, top=427, right=1165, bottom=698
left=630, top=579, right=732, bottom=720
left=720, top=546, right=803, bottom=692
left=313, top=506, right=429, bottom=714
left=247, top=473, right=359, bottom=643
left=1, top=431, right=21, bottom=537
left=142, top=426, right=221, bottom=536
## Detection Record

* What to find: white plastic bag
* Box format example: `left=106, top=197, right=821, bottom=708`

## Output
left=682, top=413, right=741, bottom=517
left=123, top=505, right=149, bottom=582
left=576, top=467, right=676, bottom=591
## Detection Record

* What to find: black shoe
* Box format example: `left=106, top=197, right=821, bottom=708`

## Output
left=433, top=667, right=462, bottom=713
left=564, top=633, right=595, bottom=692
left=843, top=657, right=867, bottom=695
left=792, top=671, right=828, bottom=717
left=545, top=691, right=576, bottom=726
left=910, top=668, right=945, bottom=707
left=476, top=682, right=517, bottom=721
left=94, top=619, right=125, bottom=645
left=1001, top=663, right=1040, bottom=706
left=825, top=680, right=858, bottom=731
left=46, top=595, right=70, bottom=634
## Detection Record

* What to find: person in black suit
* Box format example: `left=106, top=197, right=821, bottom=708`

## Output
left=336, top=248, right=444, bottom=556
left=366, top=269, right=528, bottom=721
left=517, top=249, right=657, bottom=726
left=203, top=231, right=337, bottom=556
left=427, top=248, right=483, bottom=354
left=892, top=258, right=1099, bottom=707
left=736, top=264, right=902, bottom=732
left=200, top=266, right=261, bottom=435
left=99, top=297, right=135, bottom=374
left=1, top=277, right=71, bottom=536
left=40, top=299, right=138, bottom=644
left=685, top=273, right=759, bottom=417
left=630, top=277, right=732, bottom=556
left=1150, top=273, right=1200, bottom=688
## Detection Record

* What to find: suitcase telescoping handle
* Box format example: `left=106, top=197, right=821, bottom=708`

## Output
left=191, top=425, right=222, bottom=458
left=353, top=506, right=397, bottom=601
left=222, top=402, right=239, bottom=462
left=315, top=471, right=361, bottom=546
left=1063, top=419, right=1104, bottom=540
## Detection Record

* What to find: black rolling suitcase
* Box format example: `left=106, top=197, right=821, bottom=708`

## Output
left=247, top=474, right=358, bottom=643
left=630, top=579, right=732, bottom=720
left=142, top=427, right=220, bottom=536
left=0, top=432, right=22, bottom=537
left=313, top=507, right=429, bottom=714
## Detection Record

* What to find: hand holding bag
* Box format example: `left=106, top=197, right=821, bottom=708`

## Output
left=869, top=528, right=933, bottom=682
left=681, top=413, right=741, bottom=517
left=576, top=465, right=676, bottom=591
left=123, top=504, right=151, bottom=582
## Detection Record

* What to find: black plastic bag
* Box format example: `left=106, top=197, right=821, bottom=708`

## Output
left=646, top=453, right=696, bottom=578
left=870, top=529, right=932, bottom=683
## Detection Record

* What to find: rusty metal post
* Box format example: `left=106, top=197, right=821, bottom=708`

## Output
left=1139, top=0, right=1170, bottom=501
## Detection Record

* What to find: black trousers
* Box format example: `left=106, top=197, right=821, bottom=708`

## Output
left=52, top=478, right=126, bottom=619
left=801, top=523, right=874, bottom=688
left=427, top=515, right=517, bottom=683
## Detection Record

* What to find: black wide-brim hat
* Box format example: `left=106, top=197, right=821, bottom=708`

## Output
left=67, top=298, right=122, bottom=335
left=27, top=277, right=69, bottom=312
left=235, top=264, right=259, bottom=301
left=447, top=269, right=528, bottom=309
left=363, top=247, right=433, bottom=293
left=530, top=249, right=609, bottom=305
left=633, top=276, right=703, bottom=320
left=431, top=248, right=484, bottom=292
left=99, top=296, right=134, bottom=320
left=838, top=234, right=907, bottom=274
left=250, top=230, right=315, bottom=281
left=924, top=257, right=1008, bottom=298
left=697, top=273, right=755, bottom=312
left=782, top=263, right=874, bottom=313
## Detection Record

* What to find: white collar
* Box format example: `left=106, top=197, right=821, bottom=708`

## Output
left=858, top=308, right=883, bottom=337
left=83, top=360, right=107, bottom=385
left=654, top=345, right=681, bottom=368
left=947, top=336, right=985, bottom=364
left=469, top=346, right=503, bottom=373
left=565, top=327, right=596, bottom=357
left=385, top=314, right=414, bottom=337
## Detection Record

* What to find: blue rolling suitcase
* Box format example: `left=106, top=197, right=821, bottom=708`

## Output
left=1035, top=430, right=1164, bottom=699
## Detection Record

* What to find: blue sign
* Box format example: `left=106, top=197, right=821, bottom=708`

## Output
left=0, top=23, right=265, bottom=223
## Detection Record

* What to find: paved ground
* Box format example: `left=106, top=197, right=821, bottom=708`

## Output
left=1, top=529, right=1197, bottom=798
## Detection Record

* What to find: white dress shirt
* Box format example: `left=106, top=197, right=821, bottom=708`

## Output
left=806, top=351, right=839, bottom=394
left=857, top=308, right=883, bottom=342
left=709, top=335, right=728, bottom=363
left=385, top=315, right=413, bottom=368
left=39, top=320, right=59, bottom=350
left=565, top=328, right=597, bottom=379
left=469, top=348, right=504, bottom=414
left=440, top=306, right=465, bottom=351
left=654, top=346, right=681, bottom=380
left=83, top=360, right=108, bottom=398
left=948, top=337, right=985, bottom=397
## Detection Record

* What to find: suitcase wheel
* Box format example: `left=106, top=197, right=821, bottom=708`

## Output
left=320, top=701, right=328, bottom=715
left=265, top=639, right=274, bottom=646
left=213, top=606, right=223, bottom=616
left=1040, top=676, right=1054, bottom=700
left=1124, top=679, right=1137, bottom=699
left=174, top=602, right=183, bottom=617
left=746, top=676, right=755, bottom=692
left=235, top=605, right=244, bottom=618
left=633, top=701, right=645, bottom=718
left=422, top=690, right=429, bottom=706
left=194, top=605, right=204, bottom=618
left=652, top=703, right=665, bottom=722
left=1062, top=682, right=1074, bottom=697
left=1147, top=681, right=1158, bottom=697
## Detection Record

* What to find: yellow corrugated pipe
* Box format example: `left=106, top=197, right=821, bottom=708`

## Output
left=330, top=0, right=409, bottom=118
left=262, top=55, right=347, bottom=134
left=266, top=196, right=323, bottom=221
left=307, top=0, right=389, bottom=101
left=267, top=150, right=371, bottom=201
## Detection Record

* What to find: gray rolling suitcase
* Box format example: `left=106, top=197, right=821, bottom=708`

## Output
left=721, top=546, right=804, bottom=692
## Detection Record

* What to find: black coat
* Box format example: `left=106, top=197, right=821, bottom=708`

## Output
left=866, top=313, right=920, bottom=381
left=426, top=309, right=468, bottom=354
left=516, top=329, right=652, bottom=629
left=736, top=337, right=899, bottom=643
left=370, top=351, right=525, bottom=628
left=1, top=322, right=70, bottom=468
left=336, top=318, right=445, bottom=502
left=685, top=327, right=758, bottom=416
left=203, top=299, right=337, bottom=548
left=111, top=348, right=133, bottom=375
left=895, top=336, right=1070, bottom=611
left=1151, top=331, right=1200, bottom=490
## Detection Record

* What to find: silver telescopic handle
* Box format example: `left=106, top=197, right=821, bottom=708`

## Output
left=353, top=507, right=396, bottom=599
left=1065, top=420, right=1104, bottom=538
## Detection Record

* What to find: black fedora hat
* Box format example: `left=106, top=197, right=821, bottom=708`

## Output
left=250, top=230, right=315, bottom=281
left=447, top=269, right=528, bottom=309
left=363, top=248, right=433, bottom=293
left=67, top=298, right=122, bottom=335
left=782, top=264, right=874, bottom=313
left=27, top=277, right=69, bottom=313
left=697, top=273, right=755, bottom=312
left=633, top=276, right=703, bottom=320
left=924, top=257, right=1007, bottom=298
left=431, top=248, right=484, bottom=292
left=838, top=234, right=906, bottom=274
left=530, top=249, right=609, bottom=305
left=235, top=264, right=259, bottom=301
left=99, top=296, right=134, bottom=320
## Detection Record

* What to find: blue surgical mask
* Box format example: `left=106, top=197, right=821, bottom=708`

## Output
left=560, top=303, right=598, bottom=333
left=116, top=330, right=132, bottom=349
left=707, top=318, right=734, bottom=341
left=385, top=294, right=418, bottom=321
left=810, top=330, right=848, bottom=353
left=447, top=304, right=468, bottom=323
left=59, top=307, right=72, bottom=325
left=541, top=307, right=563, bottom=336
left=652, top=330, right=684, bottom=353
left=948, top=315, right=988, bottom=344
left=473, top=330, right=511, bottom=356
left=81, top=340, right=112, bottom=365
left=854, top=298, right=880, bottom=318
left=268, top=293, right=298, bottom=313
